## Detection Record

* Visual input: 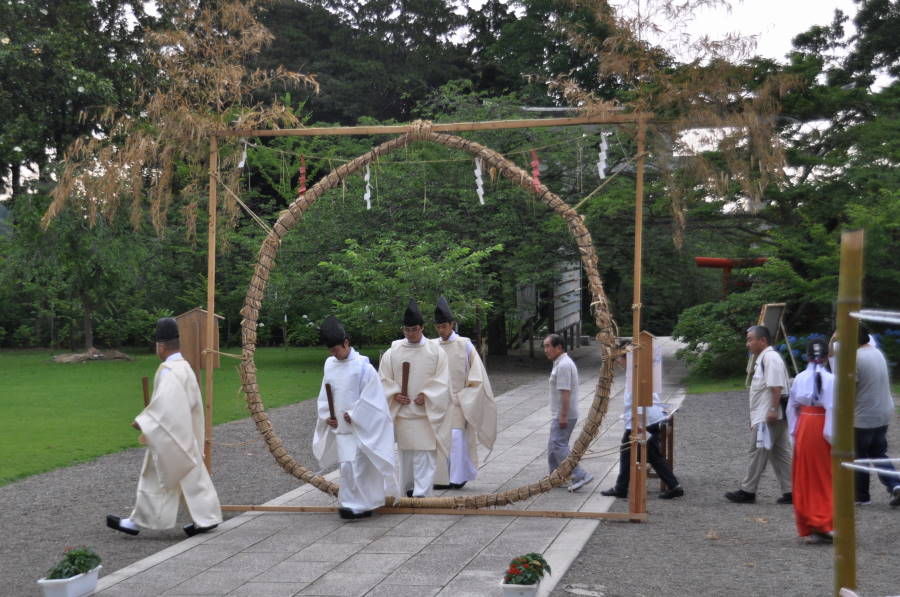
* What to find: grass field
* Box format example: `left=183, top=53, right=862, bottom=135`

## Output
left=0, top=346, right=382, bottom=486
left=681, top=372, right=747, bottom=394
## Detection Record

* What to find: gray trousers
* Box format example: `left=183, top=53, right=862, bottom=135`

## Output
left=739, top=419, right=792, bottom=494
left=548, top=418, right=588, bottom=481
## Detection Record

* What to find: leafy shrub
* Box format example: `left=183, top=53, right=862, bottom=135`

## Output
left=45, top=546, right=101, bottom=580
left=873, top=329, right=900, bottom=374
left=503, top=552, right=551, bottom=586
left=12, top=324, right=35, bottom=348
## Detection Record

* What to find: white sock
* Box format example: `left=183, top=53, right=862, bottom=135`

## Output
left=119, top=518, right=139, bottom=531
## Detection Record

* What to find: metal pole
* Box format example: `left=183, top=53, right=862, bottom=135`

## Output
left=628, top=117, right=647, bottom=518
left=832, top=229, right=864, bottom=596
left=203, top=136, right=218, bottom=472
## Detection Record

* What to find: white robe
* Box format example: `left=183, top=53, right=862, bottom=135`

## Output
left=433, top=333, right=497, bottom=485
left=787, top=363, right=834, bottom=444
left=130, top=353, right=222, bottom=530
left=311, top=349, right=398, bottom=512
left=379, top=337, right=451, bottom=494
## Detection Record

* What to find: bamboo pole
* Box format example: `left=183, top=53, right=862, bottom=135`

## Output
left=203, top=136, right=218, bottom=472
left=628, top=117, right=648, bottom=519
left=221, top=504, right=647, bottom=521
left=214, top=114, right=652, bottom=138
left=832, top=229, right=864, bottom=596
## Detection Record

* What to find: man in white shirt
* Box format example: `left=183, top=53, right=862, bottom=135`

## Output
left=725, top=325, right=793, bottom=504
left=543, top=334, right=593, bottom=491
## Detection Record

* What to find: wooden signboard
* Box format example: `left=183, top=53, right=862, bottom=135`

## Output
left=175, top=308, right=223, bottom=376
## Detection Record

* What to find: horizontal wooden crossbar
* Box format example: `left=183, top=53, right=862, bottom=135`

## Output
left=222, top=504, right=646, bottom=521
left=215, top=114, right=652, bottom=138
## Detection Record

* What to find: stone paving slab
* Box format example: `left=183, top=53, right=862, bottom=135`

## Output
left=93, top=344, right=664, bottom=597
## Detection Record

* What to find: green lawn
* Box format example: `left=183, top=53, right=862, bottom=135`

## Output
left=0, top=346, right=382, bottom=485
left=681, top=372, right=747, bottom=394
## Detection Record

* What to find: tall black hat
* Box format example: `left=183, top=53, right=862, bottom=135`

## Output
left=319, top=316, right=347, bottom=348
left=155, top=317, right=180, bottom=342
left=434, top=295, right=455, bottom=323
left=403, top=298, right=424, bottom=327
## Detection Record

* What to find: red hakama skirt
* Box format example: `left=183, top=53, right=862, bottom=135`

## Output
left=793, top=405, right=833, bottom=537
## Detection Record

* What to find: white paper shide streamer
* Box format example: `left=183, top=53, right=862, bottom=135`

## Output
left=363, top=164, right=372, bottom=210
left=237, top=141, right=248, bottom=169
left=474, top=158, right=485, bottom=205
left=597, top=134, right=609, bottom=179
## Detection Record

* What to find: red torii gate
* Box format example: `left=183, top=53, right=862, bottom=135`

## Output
left=694, top=257, right=768, bottom=299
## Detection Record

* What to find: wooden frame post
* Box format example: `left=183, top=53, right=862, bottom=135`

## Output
left=628, top=117, right=648, bottom=519
left=203, top=136, right=218, bottom=472
left=832, top=230, right=863, bottom=596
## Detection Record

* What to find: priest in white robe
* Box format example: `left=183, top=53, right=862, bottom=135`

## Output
left=379, top=299, right=452, bottom=497
left=107, top=318, right=222, bottom=537
left=431, top=296, right=497, bottom=490
left=312, top=316, right=398, bottom=519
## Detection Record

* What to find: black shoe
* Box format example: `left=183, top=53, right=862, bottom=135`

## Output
left=432, top=484, right=452, bottom=490
left=600, top=487, right=627, bottom=498
left=449, top=481, right=467, bottom=489
left=106, top=514, right=139, bottom=536
left=659, top=485, right=685, bottom=500
left=183, top=522, right=218, bottom=537
left=406, top=490, right=414, bottom=498
left=777, top=492, right=793, bottom=505
left=725, top=489, right=756, bottom=503
left=890, top=486, right=900, bottom=508
left=338, top=508, right=373, bottom=520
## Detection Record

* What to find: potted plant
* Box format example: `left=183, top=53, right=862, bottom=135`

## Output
left=37, top=546, right=102, bottom=597
left=500, top=552, right=551, bottom=596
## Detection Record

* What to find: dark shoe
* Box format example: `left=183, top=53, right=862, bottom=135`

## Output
left=725, top=489, right=756, bottom=503
left=106, top=514, right=139, bottom=536
left=777, top=492, right=793, bottom=505
left=600, top=487, right=627, bottom=498
left=890, top=486, right=900, bottom=508
left=449, top=481, right=467, bottom=489
left=406, top=490, right=414, bottom=498
left=659, top=485, right=685, bottom=500
left=432, top=484, right=452, bottom=490
left=338, top=508, right=373, bottom=520
left=183, top=522, right=218, bottom=537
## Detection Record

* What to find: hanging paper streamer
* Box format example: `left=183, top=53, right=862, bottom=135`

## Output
left=530, top=150, right=541, bottom=193
left=474, top=158, right=485, bottom=205
left=297, top=154, right=307, bottom=196
left=597, top=134, right=609, bottom=179
left=363, top=164, right=372, bottom=210
left=237, top=141, right=248, bottom=169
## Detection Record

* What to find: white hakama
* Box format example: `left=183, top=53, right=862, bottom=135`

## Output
left=379, top=337, right=451, bottom=496
left=312, top=349, right=398, bottom=513
left=130, top=354, right=222, bottom=530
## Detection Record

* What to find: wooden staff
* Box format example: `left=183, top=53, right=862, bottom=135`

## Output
left=401, top=362, right=410, bottom=398
left=325, top=383, right=336, bottom=421
left=141, top=377, right=150, bottom=407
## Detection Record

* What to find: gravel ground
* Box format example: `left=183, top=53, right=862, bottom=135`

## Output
left=0, top=352, right=554, bottom=597
left=552, top=355, right=900, bottom=597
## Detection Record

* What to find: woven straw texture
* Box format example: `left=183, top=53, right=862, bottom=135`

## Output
left=238, top=121, right=617, bottom=509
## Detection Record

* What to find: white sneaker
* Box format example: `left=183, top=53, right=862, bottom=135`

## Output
left=568, top=473, right=594, bottom=492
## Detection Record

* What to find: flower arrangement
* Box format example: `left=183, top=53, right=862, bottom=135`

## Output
left=45, top=546, right=101, bottom=580
left=503, top=552, right=551, bottom=585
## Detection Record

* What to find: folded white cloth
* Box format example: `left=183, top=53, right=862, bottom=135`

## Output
left=756, top=423, right=773, bottom=450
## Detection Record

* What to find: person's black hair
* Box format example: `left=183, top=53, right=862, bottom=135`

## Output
left=858, top=323, right=870, bottom=346
left=546, top=333, right=566, bottom=351
left=747, top=325, right=771, bottom=344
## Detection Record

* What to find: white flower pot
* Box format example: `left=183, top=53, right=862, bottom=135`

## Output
left=37, top=565, right=102, bottom=597
left=500, top=579, right=539, bottom=597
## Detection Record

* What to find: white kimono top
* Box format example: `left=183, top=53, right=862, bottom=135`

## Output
left=787, top=362, right=834, bottom=444
left=435, top=332, right=497, bottom=460
left=379, top=336, right=451, bottom=455
left=312, top=348, right=396, bottom=479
